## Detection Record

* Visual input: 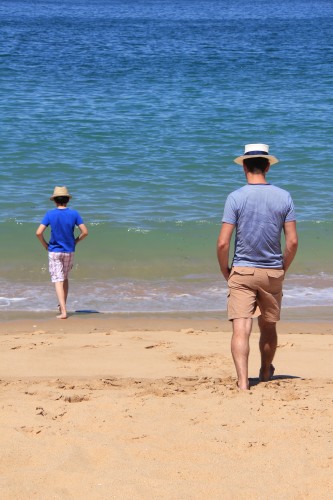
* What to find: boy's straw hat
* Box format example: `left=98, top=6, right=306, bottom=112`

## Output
left=50, top=186, right=72, bottom=200
left=234, top=143, right=279, bottom=165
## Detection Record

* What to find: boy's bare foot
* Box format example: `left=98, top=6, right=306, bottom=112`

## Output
left=56, top=312, right=68, bottom=319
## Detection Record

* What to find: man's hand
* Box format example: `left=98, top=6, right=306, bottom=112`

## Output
left=217, top=223, right=235, bottom=281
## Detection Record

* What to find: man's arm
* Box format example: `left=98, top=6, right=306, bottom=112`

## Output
left=217, top=222, right=235, bottom=281
left=282, top=220, right=298, bottom=272
left=36, top=224, right=48, bottom=250
left=75, top=223, right=88, bottom=245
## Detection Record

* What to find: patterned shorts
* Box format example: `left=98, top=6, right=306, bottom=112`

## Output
left=48, top=252, right=74, bottom=283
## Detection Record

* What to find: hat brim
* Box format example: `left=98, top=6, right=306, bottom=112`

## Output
left=234, top=154, right=279, bottom=166
left=50, top=194, right=72, bottom=200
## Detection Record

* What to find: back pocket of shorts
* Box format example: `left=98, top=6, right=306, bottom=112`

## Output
left=232, top=267, right=255, bottom=276
left=266, top=269, right=285, bottom=279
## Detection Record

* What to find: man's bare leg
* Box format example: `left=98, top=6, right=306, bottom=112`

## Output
left=55, top=281, right=68, bottom=319
left=258, top=316, right=277, bottom=381
left=231, top=318, right=253, bottom=390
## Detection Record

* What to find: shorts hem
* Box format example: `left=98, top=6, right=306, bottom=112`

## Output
left=228, top=314, right=281, bottom=322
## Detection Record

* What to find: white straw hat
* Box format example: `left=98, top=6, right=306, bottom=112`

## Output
left=234, top=143, right=279, bottom=165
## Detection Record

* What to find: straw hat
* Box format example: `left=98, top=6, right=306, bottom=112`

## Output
left=50, top=186, right=72, bottom=200
left=234, top=143, right=279, bottom=165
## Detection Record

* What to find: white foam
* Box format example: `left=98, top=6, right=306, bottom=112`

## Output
left=0, top=274, right=332, bottom=313
left=0, top=297, right=27, bottom=307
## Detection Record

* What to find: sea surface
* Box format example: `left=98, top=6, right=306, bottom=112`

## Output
left=1, top=0, right=332, bottom=316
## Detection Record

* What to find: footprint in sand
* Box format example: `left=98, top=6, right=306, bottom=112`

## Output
left=175, top=353, right=229, bottom=366
left=278, top=342, right=295, bottom=348
left=10, top=342, right=52, bottom=350
left=64, top=394, right=90, bottom=403
left=16, top=426, right=44, bottom=435
left=144, top=342, right=172, bottom=350
left=180, top=328, right=204, bottom=335
left=175, top=354, right=207, bottom=362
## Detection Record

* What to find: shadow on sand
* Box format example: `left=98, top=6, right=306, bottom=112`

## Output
left=74, top=310, right=101, bottom=314
left=249, top=374, right=302, bottom=388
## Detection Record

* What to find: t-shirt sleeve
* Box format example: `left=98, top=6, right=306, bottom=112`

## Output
left=75, top=211, right=84, bottom=226
left=285, top=196, right=296, bottom=222
left=41, top=212, right=50, bottom=226
left=222, top=194, right=237, bottom=224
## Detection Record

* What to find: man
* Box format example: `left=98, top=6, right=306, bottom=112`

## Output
left=36, top=186, right=88, bottom=319
left=217, top=144, right=298, bottom=390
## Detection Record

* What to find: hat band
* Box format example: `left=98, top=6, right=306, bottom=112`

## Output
left=244, top=150, right=269, bottom=156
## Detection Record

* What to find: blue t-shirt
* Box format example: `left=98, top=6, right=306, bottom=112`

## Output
left=41, top=208, right=84, bottom=253
left=222, top=184, right=296, bottom=268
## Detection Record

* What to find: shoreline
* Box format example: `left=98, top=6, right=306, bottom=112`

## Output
left=0, top=304, right=333, bottom=325
left=1, top=271, right=333, bottom=318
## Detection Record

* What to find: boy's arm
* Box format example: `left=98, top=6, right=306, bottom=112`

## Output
left=217, top=222, right=235, bottom=281
left=75, top=223, right=88, bottom=245
left=36, top=224, right=49, bottom=250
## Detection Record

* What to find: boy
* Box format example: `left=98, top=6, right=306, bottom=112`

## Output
left=36, top=186, right=88, bottom=319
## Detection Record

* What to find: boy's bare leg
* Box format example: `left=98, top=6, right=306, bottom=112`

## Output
left=258, top=316, right=277, bottom=380
left=231, top=318, right=253, bottom=390
left=55, top=281, right=68, bottom=319
left=57, top=279, right=69, bottom=313
left=64, top=278, right=69, bottom=303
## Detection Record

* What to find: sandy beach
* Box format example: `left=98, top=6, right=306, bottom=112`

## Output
left=0, top=313, right=332, bottom=499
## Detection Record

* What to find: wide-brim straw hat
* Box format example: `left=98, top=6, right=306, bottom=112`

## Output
left=50, top=186, right=72, bottom=200
left=234, top=143, right=279, bottom=165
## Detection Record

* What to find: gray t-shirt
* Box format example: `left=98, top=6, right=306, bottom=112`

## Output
left=222, top=184, right=296, bottom=268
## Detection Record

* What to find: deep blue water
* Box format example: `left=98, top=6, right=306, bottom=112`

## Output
left=0, top=0, right=332, bottom=313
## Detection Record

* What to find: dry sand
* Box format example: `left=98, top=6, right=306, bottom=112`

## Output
left=0, top=313, right=332, bottom=499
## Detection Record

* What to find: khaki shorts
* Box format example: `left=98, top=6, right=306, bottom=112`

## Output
left=227, top=267, right=285, bottom=322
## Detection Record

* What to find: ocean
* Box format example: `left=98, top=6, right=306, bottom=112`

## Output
left=1, top=0, right=332, bottom=316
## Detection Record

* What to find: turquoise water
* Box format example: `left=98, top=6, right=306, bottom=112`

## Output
left=0, top=0, right=332, bottom=314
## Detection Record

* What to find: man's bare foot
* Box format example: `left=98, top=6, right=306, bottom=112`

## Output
left=237, top=381, right=250, bottom=390
left=259, top=364, right=275, bottom=382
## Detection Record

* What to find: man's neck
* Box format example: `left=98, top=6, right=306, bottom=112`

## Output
left=246, top=172, right=268, bottom=185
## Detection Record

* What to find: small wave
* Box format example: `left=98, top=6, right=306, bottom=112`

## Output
left=127, top=228, right=150, bottom=234
left=0, top=274, right=332, bottom=313
left=0, top=297, right=27, bottom=307
left=297, top=220, right=332, bottom=225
